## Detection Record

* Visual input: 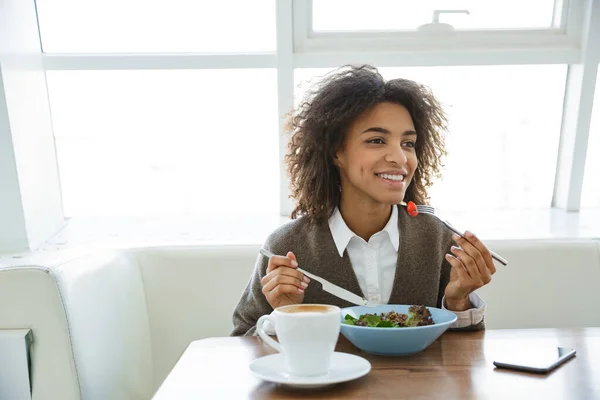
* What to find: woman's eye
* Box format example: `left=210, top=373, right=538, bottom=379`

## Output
left=367, top=138, right=385, bottom=144
left=403, top=141, right=416, bottom=148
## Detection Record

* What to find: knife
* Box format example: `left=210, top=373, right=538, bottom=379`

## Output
left=259, top=248, right=379, bottom=307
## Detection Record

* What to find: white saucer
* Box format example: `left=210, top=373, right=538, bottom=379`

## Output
left=249, top=352, right=371, bottom=389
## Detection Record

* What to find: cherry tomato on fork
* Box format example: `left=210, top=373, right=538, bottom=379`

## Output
left=407, top=201, right=419, bottom=217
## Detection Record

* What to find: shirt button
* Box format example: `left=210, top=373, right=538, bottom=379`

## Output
left=369, top=294, right=381, bottom=302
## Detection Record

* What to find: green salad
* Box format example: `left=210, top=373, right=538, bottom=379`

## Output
left=343, top=305, right=434, bottom=328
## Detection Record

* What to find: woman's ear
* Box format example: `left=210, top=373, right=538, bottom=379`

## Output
left=333, top=149, right=343, bottom=168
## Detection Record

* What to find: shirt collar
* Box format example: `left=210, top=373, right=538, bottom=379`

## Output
left=328, top=205, right=400, bottom=257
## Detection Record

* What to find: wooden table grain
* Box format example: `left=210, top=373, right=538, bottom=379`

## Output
left=152, top=328, right=600, bottom=400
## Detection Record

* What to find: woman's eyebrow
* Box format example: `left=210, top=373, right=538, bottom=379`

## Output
left=361, top=127, right=417, bottom=136
left=361, top=127, right=391, bottom=134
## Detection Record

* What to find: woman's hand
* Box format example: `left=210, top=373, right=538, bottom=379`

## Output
left=444, top=231, right=496, bottom=311
left=260, top=251, right=310, bottom=309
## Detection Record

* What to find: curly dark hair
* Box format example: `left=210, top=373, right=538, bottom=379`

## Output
left=285, top=65, right=448, bottom=224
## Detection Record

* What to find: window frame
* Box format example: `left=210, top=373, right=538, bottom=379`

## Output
left=292, top=0, right=584, bottom=66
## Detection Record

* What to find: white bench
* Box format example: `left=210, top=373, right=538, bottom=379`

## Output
left=1, top=239, right=599, bottom=399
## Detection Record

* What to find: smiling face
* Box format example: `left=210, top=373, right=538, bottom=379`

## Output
left=335, top=102, right=418, bottom=208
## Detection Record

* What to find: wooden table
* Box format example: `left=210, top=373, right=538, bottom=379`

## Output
left=152, top=328, right=600, bottom=400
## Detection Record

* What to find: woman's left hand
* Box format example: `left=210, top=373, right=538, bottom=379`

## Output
left=444, top=231, right=496, bottom=311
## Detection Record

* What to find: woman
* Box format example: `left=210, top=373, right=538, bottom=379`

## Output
left=231, top=65, right=495, bottom=336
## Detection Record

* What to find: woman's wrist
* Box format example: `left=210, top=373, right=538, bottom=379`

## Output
left=445, top=296, right=471, bottom=312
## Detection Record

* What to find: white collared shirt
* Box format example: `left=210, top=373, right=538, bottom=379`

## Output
left=328, top=206, right=485, bottom=329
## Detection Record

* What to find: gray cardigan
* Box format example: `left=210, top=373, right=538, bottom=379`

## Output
left=231, top=206, right=484, bottom=336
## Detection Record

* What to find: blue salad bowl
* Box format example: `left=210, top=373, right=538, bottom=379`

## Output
left=340, top=304, right=457, bottom=356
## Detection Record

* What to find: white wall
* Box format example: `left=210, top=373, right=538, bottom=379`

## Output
left=0, top=0, right=64, bottom=253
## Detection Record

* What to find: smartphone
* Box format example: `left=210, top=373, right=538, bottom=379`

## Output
left=493, top=347, right=576, bottom=373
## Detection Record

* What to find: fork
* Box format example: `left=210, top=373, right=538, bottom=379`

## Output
left=401, top=202, right=508, bottom=266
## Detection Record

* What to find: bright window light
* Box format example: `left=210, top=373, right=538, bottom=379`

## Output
left=581, top=72, right=600, bottom=208
left=312, top=0, right=557, bottom=31
left=46, top=69, right=279, bottom=217
left=36, top=0, right=276, bottom=53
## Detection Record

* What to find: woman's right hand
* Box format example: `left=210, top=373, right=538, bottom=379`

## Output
left=260, top=251, right=310, bottom=309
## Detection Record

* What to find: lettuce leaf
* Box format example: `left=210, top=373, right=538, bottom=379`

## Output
left=363, top=314, right=381, bottom=327
left=343, top=313, right=399, bottom=327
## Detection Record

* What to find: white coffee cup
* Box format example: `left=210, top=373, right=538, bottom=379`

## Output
left=256, top=304, right=341, bottom=377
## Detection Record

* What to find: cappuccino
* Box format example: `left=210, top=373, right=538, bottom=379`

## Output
left=256, top=304, right=341, bottom=376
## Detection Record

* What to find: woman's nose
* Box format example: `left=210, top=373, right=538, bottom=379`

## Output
left=385, top=143, right=407, bottom=165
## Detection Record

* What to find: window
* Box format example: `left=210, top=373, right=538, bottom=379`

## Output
left=296, top=65, right=567, bottom=211
left=46, top=69, right=278, bottom=217
left=312, top=0, right=557, bottom=32
left=297, top=0, right=577, bottom=59
left=581, top=72, right=600, bottom=208
left=36, top=0, right=276, bottom=53
left=1, top=0, right=599, bottom=255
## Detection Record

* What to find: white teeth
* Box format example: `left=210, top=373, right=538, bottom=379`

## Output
left=378, top=173, right=404, bottom=181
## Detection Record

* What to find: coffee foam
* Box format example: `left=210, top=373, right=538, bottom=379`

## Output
left=278, top=304, right=338, bottom=314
